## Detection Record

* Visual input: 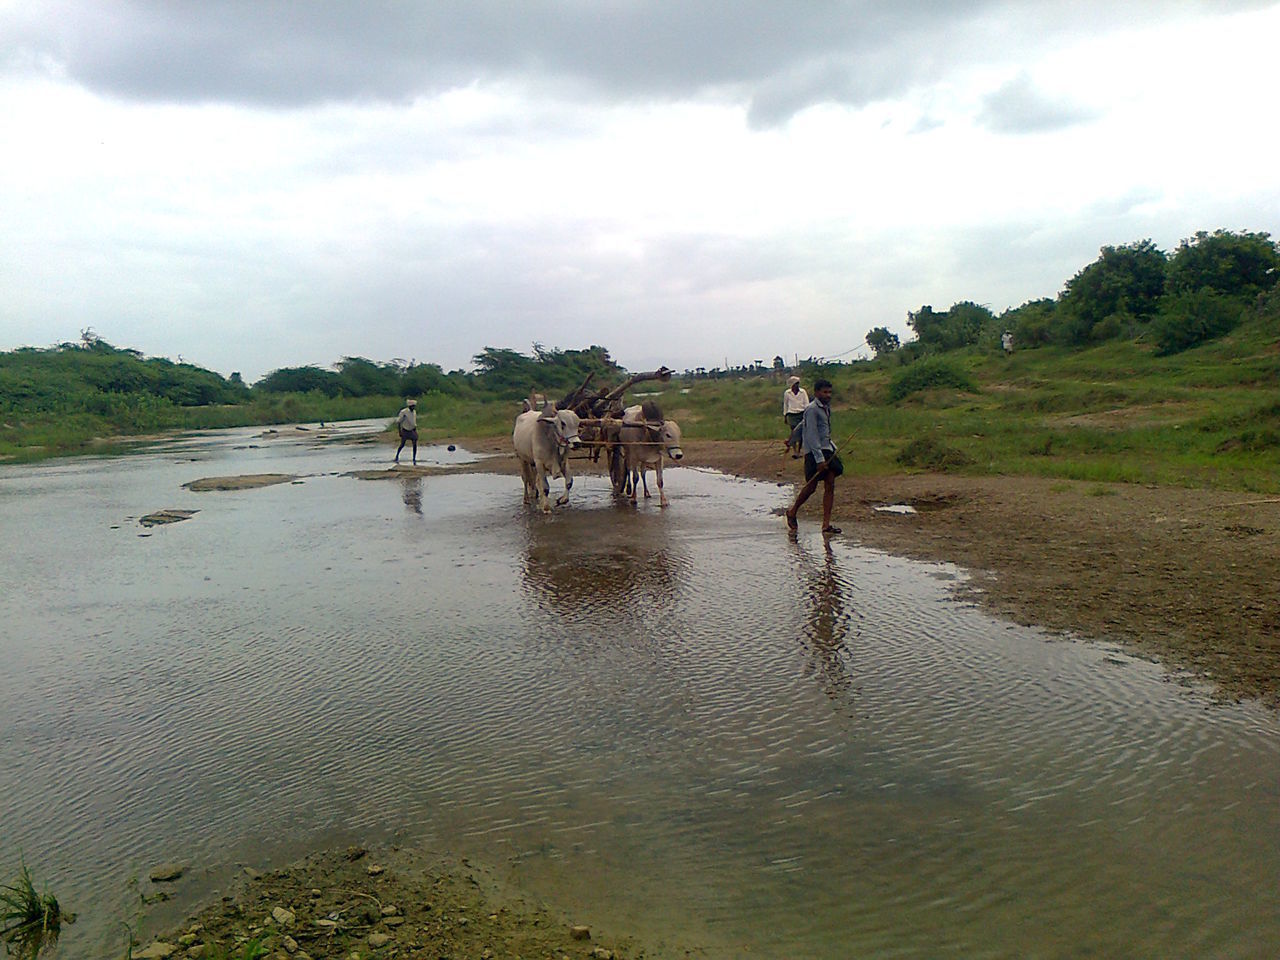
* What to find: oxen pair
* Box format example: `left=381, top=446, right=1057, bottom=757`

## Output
left=513, top=400, right=684, bottom=511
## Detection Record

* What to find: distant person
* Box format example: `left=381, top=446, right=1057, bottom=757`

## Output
left=782, top=376, right=808, bottom=458
left=394, top=398, right=418, bottom=465
left=785, top=379, right=843, bottom=536
left=1002, top=330, right=1014, bottom=355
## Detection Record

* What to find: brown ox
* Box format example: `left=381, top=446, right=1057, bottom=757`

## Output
left=617, top=402, right=684, bottom=506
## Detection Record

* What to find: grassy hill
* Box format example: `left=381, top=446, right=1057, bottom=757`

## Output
left=642, top=291, right=1280, bottom=493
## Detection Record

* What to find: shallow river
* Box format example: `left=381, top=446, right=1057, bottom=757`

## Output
left=2, top=423, right=1278, bottom=959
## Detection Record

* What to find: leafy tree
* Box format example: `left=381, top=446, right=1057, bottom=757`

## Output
left=865, top=327, right=900, bottom=356
left=1165, top=229, right=1279, bottom=300
left=907, top=301, right=993, bottom=351
left=471, top=344, right=623, bottom=399
left=1056, top=240, right=1167, bottom=344
left=402, top=362, right=456, bottom=396
left=0, top=341, right=247, bottom=413
left=255, top=365, right=343, bottom=396
left=1000, top=298, right=1056, bottom=348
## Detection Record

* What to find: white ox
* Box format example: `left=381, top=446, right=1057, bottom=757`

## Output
left=512, top=404, right=583, bottom=512
left=618, top=403, right=684, bottom=506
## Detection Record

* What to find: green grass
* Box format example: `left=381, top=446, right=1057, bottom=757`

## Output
left=4, top=299, right=1278, bottom=492
left=1, top=863, right=68, bottom=960
left=642, top=308, right=1280, bottom=493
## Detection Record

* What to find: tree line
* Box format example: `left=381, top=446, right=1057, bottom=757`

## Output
left=5, top=227, right=1275, bottom=424
left=865, top=229, right=1279, bottom=359
left=0, top=336, right=623, bottom=419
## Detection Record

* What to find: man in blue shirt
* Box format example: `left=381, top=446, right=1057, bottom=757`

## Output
left=785, top=378, right=843, bottom=535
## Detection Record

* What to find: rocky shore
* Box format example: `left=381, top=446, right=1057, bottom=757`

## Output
left=139, top=846, right=643, bottom=960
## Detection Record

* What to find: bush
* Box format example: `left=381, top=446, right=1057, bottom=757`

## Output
left=1152, top=290, right=1245, bottom=354
left=887, top=357, right=978, bottom=402
left=895, top=437, right=973, bottom=470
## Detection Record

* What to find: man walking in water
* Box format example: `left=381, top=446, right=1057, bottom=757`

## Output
left=785, top=379, right=843, bottom=536
left=394, top=398, right=418, bottom=465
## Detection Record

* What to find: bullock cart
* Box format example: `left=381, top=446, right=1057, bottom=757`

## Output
left=556, top=367, right=673, bottom=494
left=530, top=366, right=679, bottom=497
left=516, top=367, right=684, bottom=508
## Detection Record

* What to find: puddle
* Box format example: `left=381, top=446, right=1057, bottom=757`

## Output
left=1, top=427, right=1278, bottom=959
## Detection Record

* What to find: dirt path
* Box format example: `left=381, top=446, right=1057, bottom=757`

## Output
left=451, top=435, right=1280, bottom=709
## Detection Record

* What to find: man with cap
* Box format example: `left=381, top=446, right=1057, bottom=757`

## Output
left=782, top=376, right=808, bottom=458
left=394, top=398, right=419, bottom=465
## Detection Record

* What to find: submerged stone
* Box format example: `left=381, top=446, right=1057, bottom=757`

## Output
left=139, top=509, right=198, bottom=527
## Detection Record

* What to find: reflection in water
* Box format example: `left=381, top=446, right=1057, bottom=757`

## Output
left=5, top=460, right=1280, bottom=960
left=792, top=538, right=856, bottom=698
left=521, top=513, right=688, bottom=614
left=400, top=476, right=423, bottom=515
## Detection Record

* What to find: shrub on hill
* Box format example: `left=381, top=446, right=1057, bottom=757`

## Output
left=887, top=357, right=978, bottom=402
left=0, top=337, right=248, bottom=414
left=1152, top=289, right=1246, bottom=355
left=895, top=437, right=973, bottom=470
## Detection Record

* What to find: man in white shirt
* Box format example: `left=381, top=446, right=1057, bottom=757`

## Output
left=394, top=398, right=418, bottom=465
left=782, top=376, right=808, bottom=458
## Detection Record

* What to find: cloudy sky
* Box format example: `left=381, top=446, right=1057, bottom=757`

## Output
left=2, top=1, right=1277, bottom=381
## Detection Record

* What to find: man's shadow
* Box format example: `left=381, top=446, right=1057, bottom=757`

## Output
left=792, top=536, right=858, bottom=699
left=400, top=476, right=423, bottom=515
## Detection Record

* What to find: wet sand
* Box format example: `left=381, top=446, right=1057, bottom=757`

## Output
left=183, top=473, right=298, bottom=491
left=144, top=845, right=642, bottom=960
left=447, top=435, right=1280, bottom=709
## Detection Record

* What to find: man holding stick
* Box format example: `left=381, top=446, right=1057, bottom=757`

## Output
left=785, top=378, right=843, bottom=536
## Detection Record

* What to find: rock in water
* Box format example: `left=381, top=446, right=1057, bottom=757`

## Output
left=139, top=510, right=198, bottom=528
left=149, top=863, right=186, bottom=882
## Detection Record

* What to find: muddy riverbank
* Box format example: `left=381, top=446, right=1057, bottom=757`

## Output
left=447, top=435, right=1280, bottom=708
left=142, top=845, right=644, bottom=960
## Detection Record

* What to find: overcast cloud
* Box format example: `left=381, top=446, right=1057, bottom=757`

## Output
left=2, top=1, right=1277, bottom=380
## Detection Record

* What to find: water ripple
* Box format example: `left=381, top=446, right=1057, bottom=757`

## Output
left=1, top=464, right=1278, bottom=959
